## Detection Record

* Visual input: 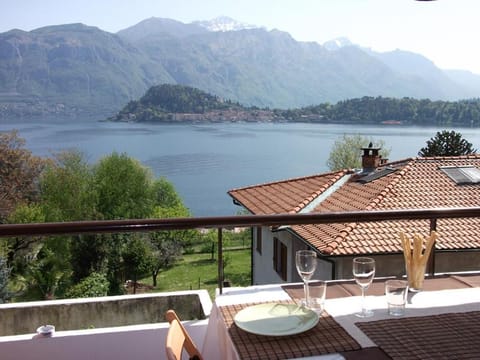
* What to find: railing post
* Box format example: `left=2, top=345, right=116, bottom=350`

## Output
left=427, top=218, right=437, bottom=276
left=218, top=227, right=223, bottom=295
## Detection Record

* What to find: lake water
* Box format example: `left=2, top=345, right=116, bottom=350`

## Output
left=2, top=118, right=480, bottom=216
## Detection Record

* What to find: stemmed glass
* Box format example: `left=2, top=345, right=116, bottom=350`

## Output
left=295, top=250, right=317, bottom=307
left=352, top=257, right=375, bottom=318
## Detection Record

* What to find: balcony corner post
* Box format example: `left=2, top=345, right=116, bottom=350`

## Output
left=218, top=227, right=224, bottom=295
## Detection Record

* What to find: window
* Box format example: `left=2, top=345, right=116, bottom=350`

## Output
left=256, top=227, right=262, bottom=254
left=440, top=166, right=480, bottom=184
left=273, top=237, right=287, bottom=281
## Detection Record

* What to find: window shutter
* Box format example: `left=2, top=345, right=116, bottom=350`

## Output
left=280, top=243, right=288, bottom=281
left=256, top=227, right=262, bottom=254
left=273, top=237, right=278, bottom=271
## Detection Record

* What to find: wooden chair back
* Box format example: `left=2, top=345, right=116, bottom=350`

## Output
left=165, top=309, right=204, bottom=360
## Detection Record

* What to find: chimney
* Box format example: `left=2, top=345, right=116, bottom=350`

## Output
left=361, top=142, right=381, bottom=173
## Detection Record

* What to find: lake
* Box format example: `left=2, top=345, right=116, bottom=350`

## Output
left=2, top=118, right=480, bottom=216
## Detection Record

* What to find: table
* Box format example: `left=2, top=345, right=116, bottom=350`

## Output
left=202, top=274, right=480, bottom=360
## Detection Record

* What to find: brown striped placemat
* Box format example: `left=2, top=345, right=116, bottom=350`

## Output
left=220, top=300, right=361, bottom=360
left=356, top=311, right=480, bottom=360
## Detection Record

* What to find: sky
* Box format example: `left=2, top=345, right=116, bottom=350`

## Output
left=2, top=0, right=480, bottom=74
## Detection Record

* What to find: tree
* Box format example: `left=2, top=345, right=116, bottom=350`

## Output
left=152, top=177, right=185, bottom=208
left=418, top=130, right=477, bottom=157
left=0, top=131, right=47, bottom=220
left=93, top=153, right=158, bottom=294
left=148, top=203, right=193, bottom=287
left=0, top=257, right=11, bottom=303
left=65, top=272, right=109, bottom=299
left=40, top=150, right=97, bottom=222
left=327, top=134, right=390, bottom=171
left=39, top=150, right=102, bottom=284
left=24, top=245, right=69, bottom=300
left=94, top=152, right=155, bottom=219
left=4, top=204, right=45, bottom=271
left=122, top=236, right=153, bottom=294
left=68, top=234, right=110, bottom=283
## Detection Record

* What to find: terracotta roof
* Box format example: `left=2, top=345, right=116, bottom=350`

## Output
left=228, top=155, right=480, bottom=256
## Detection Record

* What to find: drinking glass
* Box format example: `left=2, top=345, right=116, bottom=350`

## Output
left=352, top=257, right=375, bottom=318
left=295, top=250, right=317, bottom=307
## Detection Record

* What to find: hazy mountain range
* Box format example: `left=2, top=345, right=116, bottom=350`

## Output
left=1, top=16, right=479, bottom=118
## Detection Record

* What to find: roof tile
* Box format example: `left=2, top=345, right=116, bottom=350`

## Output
left=229, top=156, right=480, bottom=255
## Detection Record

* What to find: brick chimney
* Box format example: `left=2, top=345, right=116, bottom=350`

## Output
left=361, top=143, right=381, bottom=173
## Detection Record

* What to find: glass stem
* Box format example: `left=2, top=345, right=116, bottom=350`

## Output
left=304, top=280, right=310, bottom=307
left=361, top=286, right=366, bottom=314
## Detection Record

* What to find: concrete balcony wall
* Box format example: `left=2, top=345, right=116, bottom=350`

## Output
left=0, top=290, right=212, bottom=360
left=0, top=320, right=209, bottom=360
left=0, top=290, right=211, bottom=336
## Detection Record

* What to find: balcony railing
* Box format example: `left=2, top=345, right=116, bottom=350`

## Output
left=1, top=207, right=480, bottom=294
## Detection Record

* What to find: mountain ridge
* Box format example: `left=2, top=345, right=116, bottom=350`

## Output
left=0, top=18, right=479, bottom=118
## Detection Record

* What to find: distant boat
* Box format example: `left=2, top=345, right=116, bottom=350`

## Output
left=381, top=120, right=402, bottom=125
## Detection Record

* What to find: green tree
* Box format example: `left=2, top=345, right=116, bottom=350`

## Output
left=40, top=150, right=97, bottom=221
left=148, top=203, right=193, bottom=287
left=122, top=236, right=154, bottom=294
left=70, top=234, right=110, bottom=283
left=39, top=151, right=102, bottom=284
left=65, top=272, right=109, bottom=299
left=24, top=245, right=70, bottom=300
left=152, top=177, right=185, bottom=208
left=93, top=153, right=158, bottom=294
left=327, top=134, right=390, bottom=171
left=94, top=152, right=155, bottom=219
left=418, top=130, right=477, bottom=157
left=4, top=204, right=45, bottom=274
left=3, top=145, right=190, bottom=300
left=0, top=257, right=11, bottom=303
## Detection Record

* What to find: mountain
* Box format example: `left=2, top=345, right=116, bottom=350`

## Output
left=445, top=69, right=480, bottom=94
left=192, top=16, right=259, bottom=32
left=1, top=18, right=480, bottom=118
left=0, top=23, right=174, bottom=117
left=118, top=20, right=475, bottom=108
left=368, top=49, right=471, bottom=99
left=117, top=17, right=208, bottom=42
left=323, top=37, right=354, bottom=51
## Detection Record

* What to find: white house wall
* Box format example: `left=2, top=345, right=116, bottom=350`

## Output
left=291, top=234, right=333, bottom=281
left=252, top=227, right=283, bottom=285
left=253, top=227, right=334, bottom=285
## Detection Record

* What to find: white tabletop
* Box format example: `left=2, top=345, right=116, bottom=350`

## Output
left=202, top=283, right=480, bottom=359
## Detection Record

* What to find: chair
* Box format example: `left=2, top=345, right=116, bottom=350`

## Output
left=165, top=310, right=204, bottom=360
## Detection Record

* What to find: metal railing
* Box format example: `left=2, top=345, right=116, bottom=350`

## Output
left=1, top=207, right=480, bottom=293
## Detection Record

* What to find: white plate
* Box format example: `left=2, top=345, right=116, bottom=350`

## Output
left=233, top=303, right=319, bottom=336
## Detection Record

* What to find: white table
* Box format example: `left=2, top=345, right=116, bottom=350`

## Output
left=202, top=282, right=480, bottom=359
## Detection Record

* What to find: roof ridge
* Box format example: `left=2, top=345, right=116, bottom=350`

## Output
left=416, top=154, right=480, bottom=161
left=365, top=159, right=415, bottom=211
left=228, top=169, right=351, bottom=193
left=289, top=171, right=350, bottom=214
left=326, top=159, right=415, bottom=254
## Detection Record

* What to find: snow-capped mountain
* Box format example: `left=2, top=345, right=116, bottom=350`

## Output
left=323, top=37, right=355, bottom=51
left=192, top=16, right=259, bottom=32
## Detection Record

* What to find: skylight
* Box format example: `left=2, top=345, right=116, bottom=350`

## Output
left=440, top=166, right=480, bottom=184
left=357, top=167, right=397, bottom=184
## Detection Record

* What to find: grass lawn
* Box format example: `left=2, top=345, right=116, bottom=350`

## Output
left=141, top=248, right=251, bottom=299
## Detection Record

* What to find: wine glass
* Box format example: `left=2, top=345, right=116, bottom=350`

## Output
left=352, top=257, right=375, bottom=318
left=295, top=250, right=317, bottom=307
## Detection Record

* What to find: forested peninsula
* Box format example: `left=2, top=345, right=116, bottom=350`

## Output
left=109, top=84, right=480, bottom=127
